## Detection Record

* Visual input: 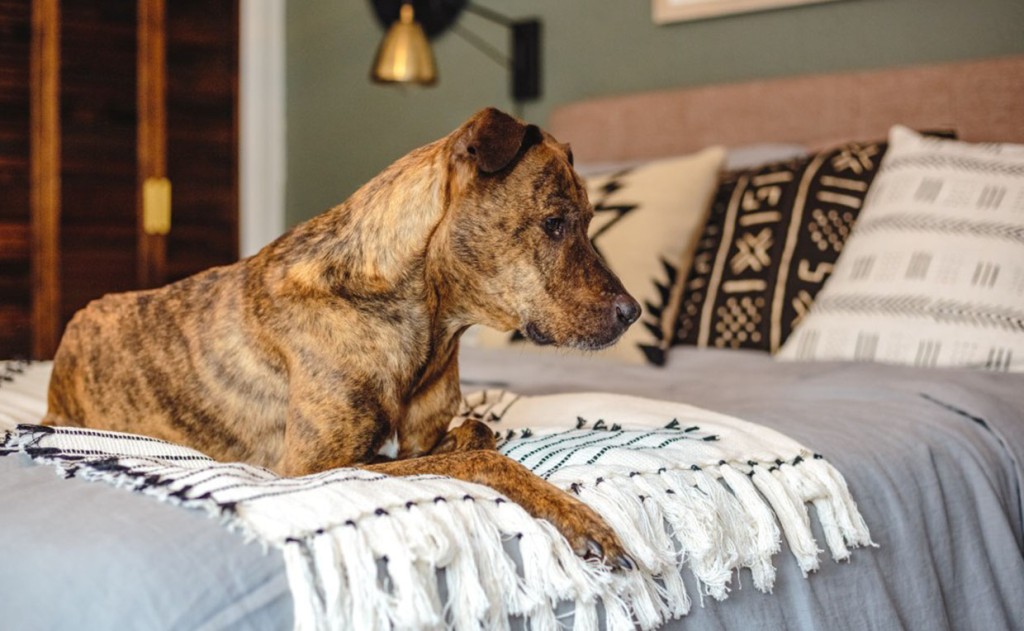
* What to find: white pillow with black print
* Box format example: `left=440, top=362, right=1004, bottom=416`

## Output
left=474, top=145, right=726, bottom=365
left=777, top=126, right=1024, bottom=372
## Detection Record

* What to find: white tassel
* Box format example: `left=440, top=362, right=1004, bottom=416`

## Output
left=813, top=497, right=850, bottom=561
left=546, top=525, right=613, bottom=605
left=393, top=500, right=454, bottom=566
left=479, top=500, right=545, bottom=617
left=601, top=589, right=635, bottom=631
left=512, top=518, right=584, bottom=626
left=804, top=459, right=875, bottom=548
left=362, top=516, right=442, bottom=629
left=774, top=463, right=850, bottom=562
left=716, top=465, right=781, bottom=591
left=573, top=479, right=668, bottom=573
left=527, top=601, right=559, bottom=631
left=283, top=541, right=323, bottom=631
left=655, top=470, right=726, bottom=601
left=450, top=499, right=522, bottom=628
left=412, top=559, right=445, bottom=631
left=630, top=475, right=678, bottom=570
left=311, top=533, right=351, bottom=631
left=690, top=469, right=748, bottom=600
left=625, top=472, right=692, bottom=617
left=332, top=524, right=391, bottom=631
left=388, top=505, right=450, bottom=627
left=627, top=572, right=667, bottom=629
left=751, top=468, right=821, bottom=575
left=572, top=598, right=599, bottom=631
left=656, top=567, right=691, bottom=619
left=520, top=520, right=577, bottom=598
left=424, top=503, right=491, bottom=631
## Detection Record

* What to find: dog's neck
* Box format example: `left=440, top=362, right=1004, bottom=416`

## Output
left=412, top=257, right=471, bottom=393
left=262, top=139, right=471, bottom=399
left=272, top=140, right=448, bottom=297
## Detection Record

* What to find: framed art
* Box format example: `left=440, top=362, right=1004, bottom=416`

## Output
left=652, top=0, right=840, bottom=24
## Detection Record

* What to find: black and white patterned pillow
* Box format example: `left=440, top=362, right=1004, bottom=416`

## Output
left=777, top=126, right=1024, bottom=371
left=476, top=146, right=726, bottom=365
left=672, top=140, right=891, bottom=352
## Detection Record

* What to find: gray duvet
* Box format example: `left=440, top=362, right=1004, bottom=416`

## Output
left=2, top=347, right=1022, bottom=630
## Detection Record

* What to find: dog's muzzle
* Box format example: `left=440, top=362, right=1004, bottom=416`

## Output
left=524, top=292, right=641, bottom=350
left=612, top=294, right=641, bottom=328
left=524, top=322, right=555, bottom=346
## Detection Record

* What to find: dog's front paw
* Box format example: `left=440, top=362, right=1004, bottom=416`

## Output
left=550, top=497, right=635, bottom=572
left=431, top=419, right=497, bottom=455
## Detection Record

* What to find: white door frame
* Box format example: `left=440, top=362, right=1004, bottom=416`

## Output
left=239, top=0, right=286, bottom=258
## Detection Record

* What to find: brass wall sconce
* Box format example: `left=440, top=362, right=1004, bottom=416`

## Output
left=370, top=1, right=541, bottom=102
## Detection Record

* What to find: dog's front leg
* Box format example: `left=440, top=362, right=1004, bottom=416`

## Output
left=394, top=359, right=470, bottom=459
left=365, top=450, right=634, bottom=570
left=276, top=371, right=397, bottom=477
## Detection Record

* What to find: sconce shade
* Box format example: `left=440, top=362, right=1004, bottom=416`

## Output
left=371, top=4, right=437, bottom=85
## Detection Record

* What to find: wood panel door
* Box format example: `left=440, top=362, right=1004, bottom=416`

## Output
left=0, top=0, right=238, bottom=360
left=0, top=1, right=34, bottom=357
left=60, top=0, right=141, bottom=332
left=164, top=0, right=238, bottom=283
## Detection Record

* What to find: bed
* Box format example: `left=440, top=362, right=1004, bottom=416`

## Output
left=2, top=55, right=1023, bottom=630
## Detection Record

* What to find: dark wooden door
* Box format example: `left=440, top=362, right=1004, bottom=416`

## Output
left=0, top=0, right=238, bottom=360
left=163, top=0, right=238, bottom=283
left=0, top=0, right=34, bottom=357
left=60, top=0, right=141, bottom=330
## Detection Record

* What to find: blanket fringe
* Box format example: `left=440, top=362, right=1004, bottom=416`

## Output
left=5, top=417, right=874, bottom=631
left=273, top=456, right=875, bottom=631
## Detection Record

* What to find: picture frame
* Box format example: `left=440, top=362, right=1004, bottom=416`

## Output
left=652, top=0, right=840, bottom=24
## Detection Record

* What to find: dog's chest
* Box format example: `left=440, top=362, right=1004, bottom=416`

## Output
left=377, top=431, right=400, bottom=459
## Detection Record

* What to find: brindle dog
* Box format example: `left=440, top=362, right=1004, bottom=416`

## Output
left=45, top=108, right=641, bottom=569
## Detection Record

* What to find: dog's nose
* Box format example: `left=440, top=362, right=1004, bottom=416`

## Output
left=613, top=295, right=641, bottom=326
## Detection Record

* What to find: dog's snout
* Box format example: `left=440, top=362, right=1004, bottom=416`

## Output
left=613, top=295, right=641, bottom=326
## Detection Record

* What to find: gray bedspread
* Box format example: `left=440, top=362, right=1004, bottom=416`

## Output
left=2, top=348, right=1022, bottom=630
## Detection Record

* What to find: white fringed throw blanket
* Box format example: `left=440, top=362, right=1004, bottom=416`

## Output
left=0, top=373, right=873, bottom=631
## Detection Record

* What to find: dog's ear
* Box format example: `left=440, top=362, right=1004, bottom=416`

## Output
left=456, top=107, right=531, bottom=173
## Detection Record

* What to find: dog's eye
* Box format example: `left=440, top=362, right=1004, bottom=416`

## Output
left=543, top=216, right=565, bottom=239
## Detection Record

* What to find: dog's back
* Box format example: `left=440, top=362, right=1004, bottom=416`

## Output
left=46, top=262, right=289, bottom=467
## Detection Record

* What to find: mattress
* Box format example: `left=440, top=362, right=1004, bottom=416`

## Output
left=2, top=347, right=1022, bottom=629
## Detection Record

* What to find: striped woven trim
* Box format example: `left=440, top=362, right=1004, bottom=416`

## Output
left=883, top=154, right=1024, bottom=178
left=810, top=295, right=1024, bottom=332
left=853, top=214, right=1024, bottom=245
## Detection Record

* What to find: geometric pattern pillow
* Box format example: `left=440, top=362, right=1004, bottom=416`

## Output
left=672, top=139, right=891, bottom=352
left=777, top=126, right=1024, bottom=372
left=475, top=146, right=726, bottom=365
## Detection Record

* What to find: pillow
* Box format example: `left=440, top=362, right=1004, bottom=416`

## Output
left=671, top=139, right=891, bottom=352
left=723, top=143, right=808, bottom=171
left=776, top=126, right=1024, bottom=371
left=475, top=145, right=726, bottom=364
left=573, top=143, right=806, bottom=179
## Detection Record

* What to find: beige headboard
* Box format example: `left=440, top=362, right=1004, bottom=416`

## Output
left=549, top=55, right=1024, bottom=163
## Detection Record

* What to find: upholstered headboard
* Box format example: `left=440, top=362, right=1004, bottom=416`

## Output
left=549, top=55, right=1024, bottom=163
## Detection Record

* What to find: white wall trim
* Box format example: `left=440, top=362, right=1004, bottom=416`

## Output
left=239, top=0, right=286, bottom=258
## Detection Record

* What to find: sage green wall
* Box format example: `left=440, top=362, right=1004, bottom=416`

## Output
left=286, top=0, right=1024, bottom=226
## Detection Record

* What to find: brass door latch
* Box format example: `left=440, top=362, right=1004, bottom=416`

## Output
left=143, top=176, right=172, bottom=235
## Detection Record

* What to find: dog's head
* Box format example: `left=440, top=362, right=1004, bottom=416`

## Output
left=440, top=107, right=640, bottom=350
